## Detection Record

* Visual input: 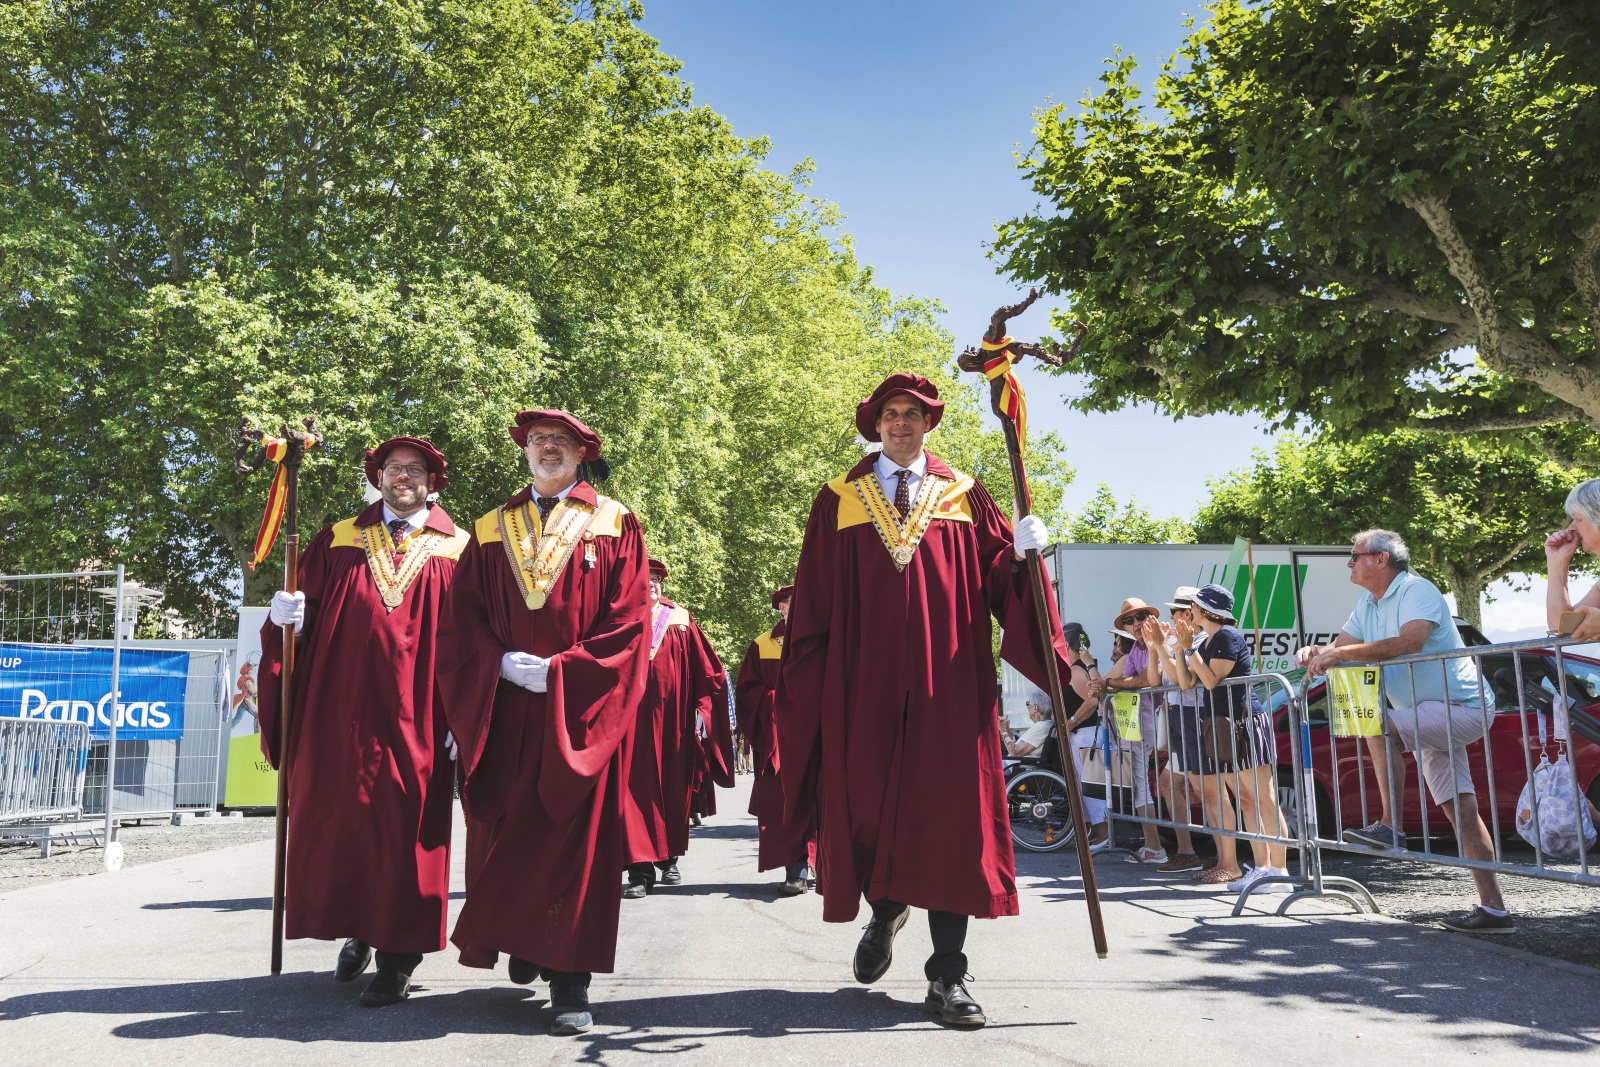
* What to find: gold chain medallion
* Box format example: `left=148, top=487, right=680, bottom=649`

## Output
left=362, top=523, right=444, bottom=611
left=852, top=472, right=951, bottom=573
left=496, top=498, right=597, bottom=610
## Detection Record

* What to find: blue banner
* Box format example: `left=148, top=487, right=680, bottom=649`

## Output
left=0, top=643, right=189, bottom=740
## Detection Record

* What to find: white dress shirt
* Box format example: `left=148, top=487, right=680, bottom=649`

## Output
left=529, top=481, right=577, bottom=504
left=874, top=450, right=927, bottom=508
left=381, top=503, right=430, bottom=533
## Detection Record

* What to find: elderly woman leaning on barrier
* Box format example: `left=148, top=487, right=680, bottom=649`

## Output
left=1295, top=529, right=1511, bottom=935
left=1162, top=584, right=1291, bottom=893
left=1548, top=479, right=1600, bottom=642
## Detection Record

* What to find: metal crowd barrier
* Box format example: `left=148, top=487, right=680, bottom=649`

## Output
left=0, top=718, right=95, bottom=856
left=1084, top=635, right=1600, bottom=917
left=1299, top=636, right=1598, bottom=892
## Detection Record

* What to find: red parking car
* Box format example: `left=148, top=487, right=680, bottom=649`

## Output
left=1265, top=625, right=1600, bottom=841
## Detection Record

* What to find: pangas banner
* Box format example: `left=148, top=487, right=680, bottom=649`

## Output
left=0, top=643, right=189, bottom=740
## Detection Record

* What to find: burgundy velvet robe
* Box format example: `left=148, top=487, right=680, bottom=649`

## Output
left=257, top=502, right=466, bottom=953
left=437, top=482, right=649, bottom=974
left=735, top=622, right=817, bottom=872
left=620, top=600, right=725, bottom=863
left=776, top=453, right=1072, bottom=922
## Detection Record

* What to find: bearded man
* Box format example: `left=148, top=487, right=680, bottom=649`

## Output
left=735, top=583, right=817, bottom=897
left=438, top=410, right=649, bottom=1036
left=619, top=558, right=728, bottom=897
left=259, top=437, right=468, bottom=1007
left=776, top=373, right=1070, bottom=1028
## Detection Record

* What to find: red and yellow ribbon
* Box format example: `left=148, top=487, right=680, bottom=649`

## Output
left=248, top=436, right=290, bottom=571
left=981, top=336, right=1029, bottom=454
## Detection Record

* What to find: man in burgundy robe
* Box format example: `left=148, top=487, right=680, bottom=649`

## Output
left=619, top=558, right=727, bottom=897
left=776, top=373, right=1069, bottom=1028
left=258, top=437, right=467, bottom=1007
left=437, top=409, right=649, bottom=1036
left=735, top=582, right=817, bottom=897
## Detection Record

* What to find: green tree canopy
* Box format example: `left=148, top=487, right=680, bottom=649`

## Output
left=1193, top=431, right=1582, bottom=626
left=0, top=0, right=1069, bottom=657
left=1063, top=484, right=1192, bottom=545
left=995, top=0, right=1600, bottom=447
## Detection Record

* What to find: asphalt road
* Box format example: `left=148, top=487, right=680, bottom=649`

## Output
left=2, top=777, right=1597, bottom=1065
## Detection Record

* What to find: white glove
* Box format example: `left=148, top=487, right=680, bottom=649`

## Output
left=269, top=590, right=305, bottom=631
left=500, top=651, right=550, bottom=693
left=1013, top=513, right=1050, bottom=558
left=444, top=731, right=458, bottom=762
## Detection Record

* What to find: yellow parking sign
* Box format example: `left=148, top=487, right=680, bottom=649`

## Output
left=1327, top=666, right=1385, bottom=737
left=1112, top=692, right=1141, bottom=742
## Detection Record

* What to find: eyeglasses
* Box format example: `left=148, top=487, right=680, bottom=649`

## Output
left=528, top=433, right=576, bottom=449
left=382, top=463, right=429, bottom=479
left=1348, top=550, right=1381, bottom=562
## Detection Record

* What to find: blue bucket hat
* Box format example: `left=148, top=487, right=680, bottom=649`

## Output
left=1192, top=583, right=1237, bottom=624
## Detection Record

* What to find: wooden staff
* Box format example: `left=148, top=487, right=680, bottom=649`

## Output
left=958, top=291, right=1107, bottom=959
left=237, top=417, right=320, bottom=975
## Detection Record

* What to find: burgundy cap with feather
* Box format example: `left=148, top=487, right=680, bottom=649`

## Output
left=508, top=409, right=603, bottom=462
left=364, top=437, right=448, bottom=491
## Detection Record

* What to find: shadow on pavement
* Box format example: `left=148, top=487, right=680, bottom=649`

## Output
left=0, top=979, right=1044, bottom=1045
left=1014, top=852, right=1600, bottom=1055
left=143, top=897, right=272, bottom=912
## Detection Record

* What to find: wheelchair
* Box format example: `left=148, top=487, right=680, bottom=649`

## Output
left=1003, top=726, right=1075, bottom=852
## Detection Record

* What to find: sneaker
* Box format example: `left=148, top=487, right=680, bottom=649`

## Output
left=1124, top=847, right=1169, bottom=865
left=1439, top=907, right=1515, bottom=934
left=1341, top=822, right=1402, bottom=850
left=1226, top=866, right=1264, bottom=893
left=1255, top=866, right=1295, bottom=894
left=1157, top=852, right=1203, bottom=873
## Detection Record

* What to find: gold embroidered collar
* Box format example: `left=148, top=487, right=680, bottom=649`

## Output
left=362, top=522, right=445, bottom=611
left=496, top=496, right=597, bottom=610
left=851, top=469, right=952, bottom=572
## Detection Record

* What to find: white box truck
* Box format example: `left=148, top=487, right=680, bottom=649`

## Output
left=1000, top=543, right=1354, bottom=724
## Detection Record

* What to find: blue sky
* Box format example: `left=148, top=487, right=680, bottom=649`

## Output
left=642, top=0, right=1278, bottom=519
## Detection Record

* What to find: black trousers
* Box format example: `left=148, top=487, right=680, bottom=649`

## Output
left=869, top=898, right=968, bottom=982
left=374, top=949, right=424, bottom=976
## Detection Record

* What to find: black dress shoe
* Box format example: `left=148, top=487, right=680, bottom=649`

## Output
left=852, top=907, right=909, bottom=984
left=621, top=880, right=649, bottom=899
left=777, top=877, right=807, bottom=897
left=925, top=977, right=986, bottom=1027
left=658, top=860, right=682, bottom=886
left=690, top=814, right=702, bottom=827
left=507, top=956, right=540, bottom=986
left=548, top=978, right=593, bottom=1035
left=334, top=938, right=372, bottom=982
left=358, top=967, right=411, bottom=1007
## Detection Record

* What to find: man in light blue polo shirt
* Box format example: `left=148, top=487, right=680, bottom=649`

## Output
left=1295, top=529, right=1510, bottom=935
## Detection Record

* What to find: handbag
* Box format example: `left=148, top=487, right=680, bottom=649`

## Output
left=1199, top=712, right=1253, bottom=772
left=1079, top=735, right=1136, bottom=800
left=1515, top=707, right=1598, bottom=860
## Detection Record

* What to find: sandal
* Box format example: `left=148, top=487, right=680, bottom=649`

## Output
left=1195, top=865, right=1243, bottom=885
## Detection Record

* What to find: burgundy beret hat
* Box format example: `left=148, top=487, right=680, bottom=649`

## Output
left=508, top=409, right=603, bottom=462
left=854, top=373, right=945, bottom=442
left=648, top=558, right=668, bottom=581
left=771, top=583, right=795, bottom=610
left=364, top=437, right=448, bottom=491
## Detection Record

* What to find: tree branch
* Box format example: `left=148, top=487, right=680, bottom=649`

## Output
left=1403, top=193, right=1502, bottom=364
left=1571, top=215, right=1600, bottom=353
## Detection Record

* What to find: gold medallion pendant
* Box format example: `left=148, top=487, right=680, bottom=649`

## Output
left=853, top=471, right=951, bottom=573
left=497, top=498, right=598, bottom=610
left=362, top=524, right=443, bottom=611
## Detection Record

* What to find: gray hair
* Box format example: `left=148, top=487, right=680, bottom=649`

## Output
left=1353, top=528, right=1410, bottom=570
left=1026, top=688, right=1052, bottom=712
left=1566, top=479, right=1600, bottom=529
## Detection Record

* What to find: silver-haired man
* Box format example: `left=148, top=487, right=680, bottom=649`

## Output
left=1295, top=529, right=1509, bottom=934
